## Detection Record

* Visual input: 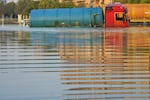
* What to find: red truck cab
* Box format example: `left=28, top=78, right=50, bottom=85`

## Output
left=105, top=3, right=129, bottom=27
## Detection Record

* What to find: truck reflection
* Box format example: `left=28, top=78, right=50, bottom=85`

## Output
left=29, top=28, right=150, bottom=100
left=57, top=28, right=150, bottom=100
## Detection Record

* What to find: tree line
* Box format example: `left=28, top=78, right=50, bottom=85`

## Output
left=0, top=0, right=150, bottom=18
left=0, top=0, right=75, bottom=18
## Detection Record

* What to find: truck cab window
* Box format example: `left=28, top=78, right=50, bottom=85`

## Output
left=115, top=13, right=123, bottom=21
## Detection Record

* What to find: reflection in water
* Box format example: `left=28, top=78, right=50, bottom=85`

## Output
left=58, top=28, right=150, bottom=100
left=0, top=27, right=150, bottom=100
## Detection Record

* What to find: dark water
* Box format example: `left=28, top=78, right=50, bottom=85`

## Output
left=0, top=25, right=150, bottom=100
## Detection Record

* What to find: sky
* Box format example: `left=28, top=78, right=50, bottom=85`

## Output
left=7, top=0, right=18, bottom=3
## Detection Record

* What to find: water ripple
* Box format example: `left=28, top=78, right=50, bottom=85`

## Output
left=0, top=26, right=150, bottom=100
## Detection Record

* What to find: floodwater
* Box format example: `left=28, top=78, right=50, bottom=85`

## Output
left=0, top=25, right=150, bottom=100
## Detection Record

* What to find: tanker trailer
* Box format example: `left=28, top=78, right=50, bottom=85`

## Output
left=30, top=8, right=104, bottom=27
left=30, top=3, right=129, bottom=27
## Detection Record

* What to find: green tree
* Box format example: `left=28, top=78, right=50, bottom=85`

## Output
left=0, top=0, right=2, bottom=5
left=140, top=0, right=149, bottom=3
left=23, top=0, right=39, bottom=16
left=4, top=2, right=16, bottom=17
left=59, top=2, right=76, bottom=8
left=15, top=0, right=39, bottom=16
left=15, top=0, right=28, bottom=14
left=38, top=0, right=54, bottom=9
left=0, top=0, right=4, bottom=17
left=38, top=0, right=75, bottom=9
left=15, top=0, right=75, bottom=16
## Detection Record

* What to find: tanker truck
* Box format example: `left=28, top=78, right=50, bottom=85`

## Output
left=30, top=3, right=129, bottom=27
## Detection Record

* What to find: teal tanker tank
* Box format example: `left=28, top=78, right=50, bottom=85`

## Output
left=30, top=8, right=104, bottom=27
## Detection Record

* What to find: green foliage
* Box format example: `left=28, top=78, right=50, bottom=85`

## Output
left=59, top=2, right=76, bottom=8
left=15, top=0, right=31, bottom=15
left=21, top=0, right=39, bottom=16
left=0, top=0, right=4, bottom=15
left=139, top=0, right=149, bottom=3
left=4, top=2, right=16, bottom=17
left=0, top=1, right=2, bottom=5
left=0, top=1, right=16, bottom=17
left=1, top=0, right=150, bottom=18
left=38, top=0, right=52, bottom=9
left=14, top=0, right=76, bottom=16
left=38, top=0, right=75, bottom=9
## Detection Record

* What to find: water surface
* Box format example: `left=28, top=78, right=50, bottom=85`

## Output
left=0, top=25, right=150, bottom=100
